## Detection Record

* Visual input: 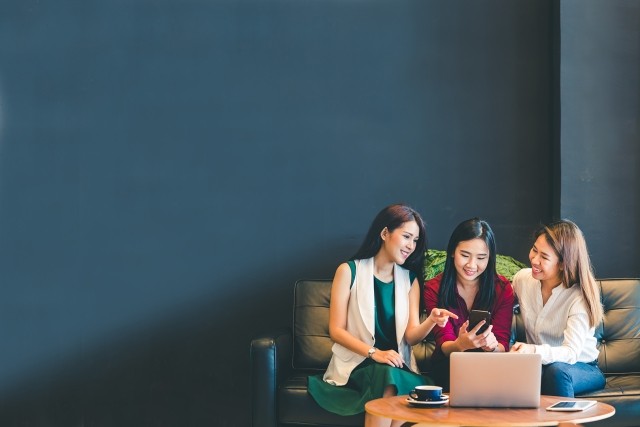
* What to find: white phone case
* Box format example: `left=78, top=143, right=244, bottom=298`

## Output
left=546, top=400, right=597, bottom=411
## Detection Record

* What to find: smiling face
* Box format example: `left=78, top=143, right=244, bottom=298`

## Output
left=529, top=234, right=563, bottom=287
left=381, top=220, right=420, bottom=265
left=453, top=238, right=490, bottom=285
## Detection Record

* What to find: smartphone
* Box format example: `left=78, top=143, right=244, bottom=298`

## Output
left=546, top=400, right=597, bottom=411
left=468, top=310, right=491, bottom=334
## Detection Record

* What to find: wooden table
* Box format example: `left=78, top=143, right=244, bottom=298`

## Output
left=365, top=395, right=616, bottom=426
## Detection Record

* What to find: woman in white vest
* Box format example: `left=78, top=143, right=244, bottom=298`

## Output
left=308, top=204, right=456, bottom=427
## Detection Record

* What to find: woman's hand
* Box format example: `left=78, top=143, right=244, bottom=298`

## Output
left=480, top=328, right=500, bottom=352
left=457, top=321, right=498, bottom=351
left=510, top=341, right=536, bottom=354
left=371, top=349, right=405, bottom=367
left=428, top=307, right=458, bottom=327
left=404, top=282, right=459, bottom=346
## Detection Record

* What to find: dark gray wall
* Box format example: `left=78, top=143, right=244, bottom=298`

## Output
left=8, top=0, right=637, bottom=426
left=559, top=0, right=640, bottom=278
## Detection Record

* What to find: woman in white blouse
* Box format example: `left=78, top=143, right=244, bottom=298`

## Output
left=510, top=219, right=605, bottom=397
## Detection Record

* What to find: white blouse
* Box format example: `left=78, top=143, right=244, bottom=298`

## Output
left=512, top=268, right=599, bottom=365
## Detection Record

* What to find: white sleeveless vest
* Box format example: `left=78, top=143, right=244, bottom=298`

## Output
left=322, top=257, right=418, bottom=385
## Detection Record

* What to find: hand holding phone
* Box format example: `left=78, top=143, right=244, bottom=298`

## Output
left=468, top=310, right=491, bottom=334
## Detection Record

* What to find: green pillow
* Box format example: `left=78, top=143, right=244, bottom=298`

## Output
left=423, top=249, right=527, bottom=281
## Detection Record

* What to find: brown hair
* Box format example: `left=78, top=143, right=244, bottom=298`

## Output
left=535, top=219, right=603, bottom=328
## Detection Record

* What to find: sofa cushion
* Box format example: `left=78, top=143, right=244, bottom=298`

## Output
left=596, top=279, right=640, bottom=375
left=292, top=280, right=333, bottom=371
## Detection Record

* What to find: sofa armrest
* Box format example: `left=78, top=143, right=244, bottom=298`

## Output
left=250, top=328, right=292, bottom=427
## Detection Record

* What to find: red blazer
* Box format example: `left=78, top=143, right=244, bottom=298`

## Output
left=423, top=273, right=514, bottom=361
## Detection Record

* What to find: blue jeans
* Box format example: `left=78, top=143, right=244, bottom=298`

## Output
left=541, top=361, right=606, bottom=397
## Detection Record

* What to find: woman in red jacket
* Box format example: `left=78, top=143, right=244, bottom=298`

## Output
left=423, top=218, right=514, bottom=391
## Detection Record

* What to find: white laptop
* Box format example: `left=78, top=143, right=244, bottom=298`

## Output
left=449, top=352, right=542, bottom=408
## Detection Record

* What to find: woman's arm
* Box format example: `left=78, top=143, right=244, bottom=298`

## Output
left=511, top=290, right=592, bottom=364
left=328, top=263, right=371, bottom=357
left=327, top=263, right=406, bottom=367
left=526, top=304, right=591, bottom=364
left=405, top=279, right=457, bottom=346
left=482, top=278, right=515, bottom=352
left=423, top=277, right=460, bottom=353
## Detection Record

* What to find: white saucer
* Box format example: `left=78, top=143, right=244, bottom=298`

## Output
left=406, top=394, right=449, bottom=407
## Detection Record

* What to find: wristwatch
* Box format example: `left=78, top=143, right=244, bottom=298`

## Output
left=367, top=347, right=377, bottom=358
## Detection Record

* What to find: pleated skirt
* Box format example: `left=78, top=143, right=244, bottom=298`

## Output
left=307, top=359, right=432, bottom=416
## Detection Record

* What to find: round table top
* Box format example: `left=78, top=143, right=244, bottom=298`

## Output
left=364, top=395, right=616, bottom=426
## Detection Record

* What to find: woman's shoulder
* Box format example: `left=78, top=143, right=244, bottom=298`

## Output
left=334, top=261, right=354, bottom=279
left=336, top=261, right=353, bottom=271
left=510, top=268, right=534, bottom=295
left=495, top=274, right=512, bottom=286
left=564, top=282, right=586, bottom=300
left=425, top=272, right=443, bottom=288
left=563, top=285, right=590, bottom=314
left=494, top=274, right=514, bottom=295
left=337, top=261, right=356, bottom=287
left=512, top=268, right=533, bottom=283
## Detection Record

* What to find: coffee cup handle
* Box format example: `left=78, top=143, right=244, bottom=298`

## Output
left=409, top=391, right=419, bottom=400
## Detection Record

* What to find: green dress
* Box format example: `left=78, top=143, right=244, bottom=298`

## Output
left=307, top=261, right=431, bottom=415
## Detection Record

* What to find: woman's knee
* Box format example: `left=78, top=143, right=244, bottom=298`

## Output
left=543, top=363, right=572, bottom=380
left=382, top=385, right=398, bottom=398
left=541, top=363, right=573, bottom=396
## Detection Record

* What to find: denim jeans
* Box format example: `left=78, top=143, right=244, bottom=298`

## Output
left=541, top=361, right=606, bottom=397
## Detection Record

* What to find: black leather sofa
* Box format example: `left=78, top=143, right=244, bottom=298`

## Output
left=250, top=278, right=640, bottom=427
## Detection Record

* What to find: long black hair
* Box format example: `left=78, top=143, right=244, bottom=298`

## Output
left=437, top=218, right=499, bottom=311
left=351, top=204, right=427, bottom=283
